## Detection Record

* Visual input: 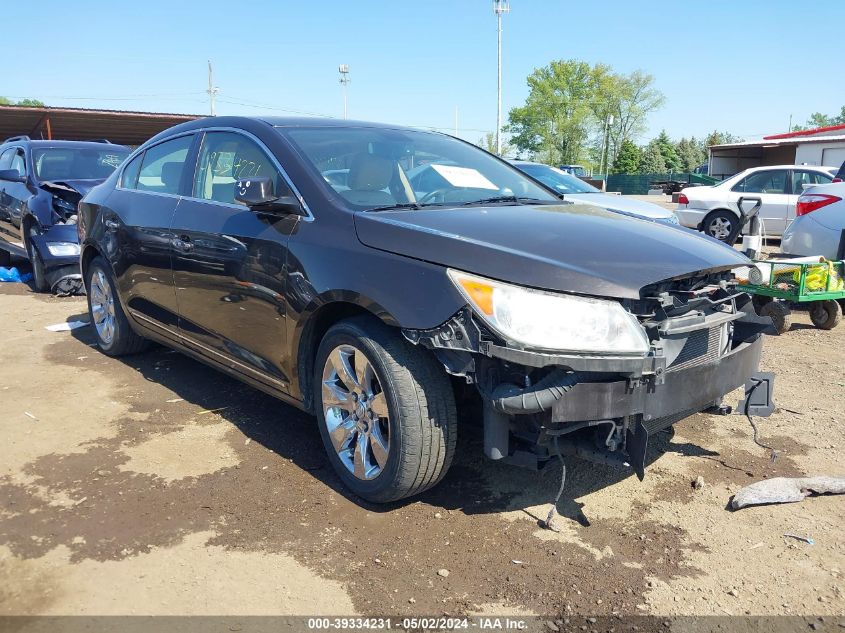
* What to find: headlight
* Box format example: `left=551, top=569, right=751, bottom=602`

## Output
left=447, top=269, right=650, bottom=354
left=46, top=242, right=81, bottom=257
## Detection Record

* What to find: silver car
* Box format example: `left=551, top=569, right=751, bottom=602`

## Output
left=782, top=182, right=845, bottom=259
left=511, top=160, right=680, bottom=225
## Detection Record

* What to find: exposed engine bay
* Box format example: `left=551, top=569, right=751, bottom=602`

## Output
left=404, top=269, right=775, bottom=478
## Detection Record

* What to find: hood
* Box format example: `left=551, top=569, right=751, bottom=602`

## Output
left=566, top=192, right=672, bottom=219
left=354, top=202, right=750, bottom=300
left=40, top=179, right=103, bottom=199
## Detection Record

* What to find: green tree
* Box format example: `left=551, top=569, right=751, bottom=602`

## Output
left=704, top=130, right=742, bottom=148
left=651, top=130, right=681, bottom=172
left=676, top=136, right=707, bottom=172
left=476, top=131, right=511, bottom=156
left=610, top=139, right=641, bottom=174
left=15, top=98, right=45, bottom=107
left=0, top=96, right=45, bottom=107
left=639, top=142, right=666, bottom=174
left=601, top=71, right=665, bottom=166
left=506, top=59, right=604, bottom=165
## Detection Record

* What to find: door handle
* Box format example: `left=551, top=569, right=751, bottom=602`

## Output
left=104, top=219, right=119, bottom=230
left=171, top=236, right=194, bottom=252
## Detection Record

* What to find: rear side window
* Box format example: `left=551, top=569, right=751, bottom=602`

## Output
left=120, top=153, right=144, bottom=189
left=731, top=170, right=787, bottom=194
left=792, top=170, right=832, bottom=193
left=137, top=135, right=193, bottom=195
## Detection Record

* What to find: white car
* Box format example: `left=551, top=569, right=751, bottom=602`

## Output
left=782, top=182, right=845, bottom=259
left=676, top=165, right=838, bottom=241
left=511, top=161, right=679, bottom=224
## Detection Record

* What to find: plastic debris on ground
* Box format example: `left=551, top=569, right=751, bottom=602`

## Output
left=45, top=320, right=89, bottom=332
left=0, top=267, right=33, bottom=283
left=730, top=476, right=845, bottom=510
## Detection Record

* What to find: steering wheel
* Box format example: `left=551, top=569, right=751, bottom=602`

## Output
left=418, top=188, right=454, bottom=205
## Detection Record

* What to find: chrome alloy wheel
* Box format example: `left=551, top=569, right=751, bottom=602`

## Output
left=708, top=216, right=732, bottom=240
left=89, top=270, right=116, bottom=345
left=321, top=344, right=391, bottom=480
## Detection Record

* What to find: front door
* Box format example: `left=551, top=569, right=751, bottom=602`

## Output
left=730, top=169, right=789, bottom=235
left=171, top=130, right=300, bottom=391
left=0, top=148, right=28, bottom=247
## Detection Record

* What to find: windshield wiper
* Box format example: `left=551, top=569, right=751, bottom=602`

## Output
left=367, top=202, right=422, bottom=212
left=458, top=196, right=551, bottom=206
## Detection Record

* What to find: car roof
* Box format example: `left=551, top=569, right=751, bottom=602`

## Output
left=743, top=164, right=837, bottom=172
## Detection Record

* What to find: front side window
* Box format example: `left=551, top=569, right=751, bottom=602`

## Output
left=281, top=126, right=558, bottom=210
left=193, top=132, right=287, bottom=205
left=137, top=135, right=193, bottom=195
left=732, top=170, right=787, bottom=194
left=791, top=170, right=832, bottom=193
left=32, top=147, right=129, bottom=181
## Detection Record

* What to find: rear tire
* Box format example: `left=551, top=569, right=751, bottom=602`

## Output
left=809, top=300, right=842, bottom=330
left=314, top=316, right=457, bottom=503
left=702, top=210, right=738, bottom=243
left=760, top=301, right=792, bottom=335
left=86, top=256, right=148, bottom=356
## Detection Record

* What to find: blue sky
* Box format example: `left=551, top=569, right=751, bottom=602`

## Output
left=5, top=0, right=844, bottom=144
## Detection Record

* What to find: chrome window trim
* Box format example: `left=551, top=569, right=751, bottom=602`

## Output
left=116, top=126, right=313, bottom=220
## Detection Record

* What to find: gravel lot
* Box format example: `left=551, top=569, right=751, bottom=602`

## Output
left=0, top=271, right=843, bottom=620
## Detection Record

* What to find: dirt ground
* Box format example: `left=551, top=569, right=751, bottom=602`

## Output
left=0, top=279, right=843, bottom=621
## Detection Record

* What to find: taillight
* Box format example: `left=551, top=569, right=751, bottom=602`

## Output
left=833, top=177, right=843, bottom=183
left=796, top=194, right=841, bottom=216
left=678, top=193, right=689, bottom=205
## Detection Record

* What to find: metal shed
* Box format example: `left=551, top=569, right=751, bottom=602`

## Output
left=0, top=105, right=201, bottom=147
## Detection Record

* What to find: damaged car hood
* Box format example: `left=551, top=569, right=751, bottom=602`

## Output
left=354, top=202, right=750, bottom=299
left=41, top=179, right=102, bottom=199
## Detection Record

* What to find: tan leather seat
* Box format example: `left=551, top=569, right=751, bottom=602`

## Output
left=340, top=154, right=396, bottom=206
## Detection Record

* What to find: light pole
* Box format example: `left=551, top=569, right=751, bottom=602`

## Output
left=206, top=60, right=219, bottom=116
left=338, top=64, right=350, bottom=119
left=493, top=0, right=509, bottom=155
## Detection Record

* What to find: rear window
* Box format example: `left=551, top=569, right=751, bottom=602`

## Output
left=136, top=135, right=193, bottom=195
left=32, top=147, right=129, bottom=181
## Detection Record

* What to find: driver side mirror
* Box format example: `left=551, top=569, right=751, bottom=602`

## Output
left=234, top=177, right=303, bottom=215
left=0, top=169, right=25, bottom=183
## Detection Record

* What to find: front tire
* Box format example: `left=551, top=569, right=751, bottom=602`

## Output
left=702, top=210, right=738, bottom=243
left=26, top=226, right=48, bottom=292
left=314, top=316, right=457, bottom=503
left=86, top=256, right=148, bottom=356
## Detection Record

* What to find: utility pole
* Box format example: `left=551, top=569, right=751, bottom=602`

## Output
left=493, top=0, right=510, bottom=155
left=338, top=64, right=350, bottom=119
left=206, top=60, right=219, bottom=116
left=788, top=113, right=793, bottom=132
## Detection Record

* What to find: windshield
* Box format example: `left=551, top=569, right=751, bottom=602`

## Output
left=32, top=147, right=129, bottom=181
left=516, top=163, right=600, bottom=194
left=280, top=126, right=559, bottom=210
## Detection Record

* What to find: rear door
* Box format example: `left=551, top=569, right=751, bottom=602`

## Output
left=730, top=169, right=789, bottom=235
left=104, top=134, right=196, bottom=338
left=170, top=130, right=300, bottom=391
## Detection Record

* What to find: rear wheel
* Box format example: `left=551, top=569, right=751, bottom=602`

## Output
left=809, top=300, right=842, bottom=330
left=760, top=301, right=792, bottom=335
left=703, top=210, right=737, bottom=243
left=314, top=316, right=457, bottom=503
left=86, top=256, right=148, bottom=356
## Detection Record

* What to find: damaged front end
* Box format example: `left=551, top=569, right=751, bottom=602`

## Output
left=32, top=181, right=86, bottom=294
left=404, top=270, right=774, bottom=479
